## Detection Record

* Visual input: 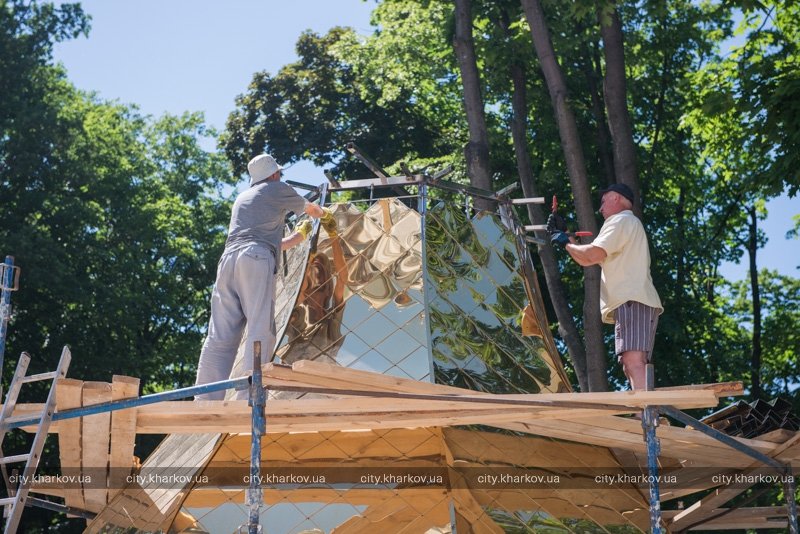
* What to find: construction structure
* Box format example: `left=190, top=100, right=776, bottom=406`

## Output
left=0, top=155, right=798, bottom=533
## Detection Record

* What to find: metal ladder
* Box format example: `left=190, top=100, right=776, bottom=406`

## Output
left=0, top=346, right=71, bottom=533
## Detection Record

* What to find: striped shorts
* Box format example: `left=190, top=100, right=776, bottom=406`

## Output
left=614, top=301, right=659, bottom=361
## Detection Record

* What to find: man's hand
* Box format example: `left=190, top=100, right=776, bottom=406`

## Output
left=296, top=220, right=313, bottom=240
left=320, top=207, right=338, bottom=237
left=550, top=231, right=570, bottom=247
left=546, top=213, right=567, bottom=234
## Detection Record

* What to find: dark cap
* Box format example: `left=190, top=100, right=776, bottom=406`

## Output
left=598, top=183, right=635, bottom=205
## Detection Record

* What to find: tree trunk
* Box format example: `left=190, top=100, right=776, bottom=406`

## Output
left=508, top=55, right=590, bottom=391
left=747, top=206, right=762, bottom=399
left=645, top=12, right=672, bottom=183
left=582, top=37, right=615, bottom=188
left=453, top=0, right=494, bottom=211
left=597, top=5, right=643, bottom=216
left=520, top=0, right=607, bottom=391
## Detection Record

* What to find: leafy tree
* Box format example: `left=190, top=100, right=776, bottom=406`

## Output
left=452, top=0, right=494, bottom=210
left=221, top=26, right=447, bottom=181
left=726, top=271, right=800, bottom=407
left=1, top=2, right=235, bottom=530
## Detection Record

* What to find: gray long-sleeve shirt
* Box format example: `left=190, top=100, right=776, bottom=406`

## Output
left=224, top=180, right=307, bottom=255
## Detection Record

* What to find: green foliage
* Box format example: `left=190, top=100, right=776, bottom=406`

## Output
left=221, top=24, right=450, bottom=181
left=0, top=2, right=234, bottom=393
left=726, top=270, right=800, bottom=406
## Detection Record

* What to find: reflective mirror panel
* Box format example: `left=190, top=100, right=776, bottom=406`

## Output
left=425, top=202, right=567, bottom=394
left=275, top=200, right=428, bottom=382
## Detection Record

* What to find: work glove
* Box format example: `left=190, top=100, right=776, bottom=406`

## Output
left=550, top=231, right=570, bottom=248
left=546, top=213, right=568, bottom=234
left=296, top=220, right=313, bottom=240
left=320, top=207, right=338, bottom=237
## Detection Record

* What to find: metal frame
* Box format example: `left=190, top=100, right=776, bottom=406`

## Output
left=0, top=256, right=20, bottom=384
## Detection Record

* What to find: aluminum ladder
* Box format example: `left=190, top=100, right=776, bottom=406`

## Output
left=0, top=347, right=71, bottom=533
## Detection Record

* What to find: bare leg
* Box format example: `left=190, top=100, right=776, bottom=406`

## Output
left=620, top=350, right=648, bottom=390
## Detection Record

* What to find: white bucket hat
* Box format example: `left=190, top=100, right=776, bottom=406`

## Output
left=247, top=154, right=283, bottom=186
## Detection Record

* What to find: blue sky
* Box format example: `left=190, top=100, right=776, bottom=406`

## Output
left=51, top=0, right=797, bottom=281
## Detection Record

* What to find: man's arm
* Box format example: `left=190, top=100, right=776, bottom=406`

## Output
left=281, top=232, right=304, bottom=250
left=565, top=241, right=607, bottom=266
left=304, top=202, right=324, bottom=218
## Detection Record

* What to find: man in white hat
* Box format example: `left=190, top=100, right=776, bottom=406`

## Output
left=194, top=154, right=337, bottom=400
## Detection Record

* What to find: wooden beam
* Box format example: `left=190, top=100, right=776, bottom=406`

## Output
left=663, top=506, right=794, bottom=530
left=109, top=375, right=139, bottom=500
left=267, top=361, right=723, bottom=408
left=656, top=381, right=744, bottom=398
left=55, top=379, right=84, bottom=516
left=667, top=431, right=800, bottom=531
left=81, top=382, right=112, bottom=513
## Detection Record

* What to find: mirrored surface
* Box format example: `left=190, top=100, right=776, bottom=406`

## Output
left=425, top=202, right=567, bottom=394
left=275, top=200, right=428, bottom=383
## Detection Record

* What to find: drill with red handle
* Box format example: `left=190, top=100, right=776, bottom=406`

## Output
left=550, top=195, right=592, bottom=238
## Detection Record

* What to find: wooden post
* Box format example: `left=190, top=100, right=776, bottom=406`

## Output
left=109, top=376, right=139, bottom=500
left=55, top=378, right=84, bottom=515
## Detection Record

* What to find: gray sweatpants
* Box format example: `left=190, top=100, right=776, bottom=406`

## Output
left=194, top=245, right=276, bottom=401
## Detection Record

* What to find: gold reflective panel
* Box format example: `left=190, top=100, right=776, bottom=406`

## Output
left=276, top=200, right=428, bottom=381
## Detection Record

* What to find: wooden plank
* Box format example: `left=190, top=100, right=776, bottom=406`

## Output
left=668, top=431, right=800, bottom=531
left=55, top=379, right=84, bottom=516
left=183, top=487, right=444, bottom=507
left=276, top=361, right=721, bottom=408
left=662, top=506, right=793, bottom=530
left=494, top=414, right=792, bottom=467
left=84, top=433, right=224, bottom=533
left=109, top=375, right=139, bottom=501
left=656, top=381, right=744, bottom=397
left=442, top=435, right=517, bottom=534
left=757, top=428, right=796, bottom=443
left=81, top=381, right=112, bottom=513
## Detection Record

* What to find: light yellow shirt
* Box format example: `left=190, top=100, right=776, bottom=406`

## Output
left=592, top=210, right=663, bottom=324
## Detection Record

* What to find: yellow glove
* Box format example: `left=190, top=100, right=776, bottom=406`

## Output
left=296, top=220, right=313, bottom=240
left=320, top=207, right=338, bottom=237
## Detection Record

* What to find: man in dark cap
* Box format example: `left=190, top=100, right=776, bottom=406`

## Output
left=548, top=183, right=662, bottom=390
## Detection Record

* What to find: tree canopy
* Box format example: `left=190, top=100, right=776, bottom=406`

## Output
left=1, top=0, right=798, bottom=527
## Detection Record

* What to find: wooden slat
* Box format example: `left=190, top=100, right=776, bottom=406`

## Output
left=656, top=381, right=744, bottom=397
left=85, top=433, right=223, bottom=533
left=442, top=434, right=513, bottom=534
left=109, top=375, right=139, bottom=500
left=663, top=506, right=793, bottom=530
left=666, top=431, right=800, bottom=531
left=81, top=382, right=112, bottom=512
left=271, top=361, right=722, bottom=408
left=182, top=487, right=445, bottom=507
left=55, top=379, right=84, bottom=516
